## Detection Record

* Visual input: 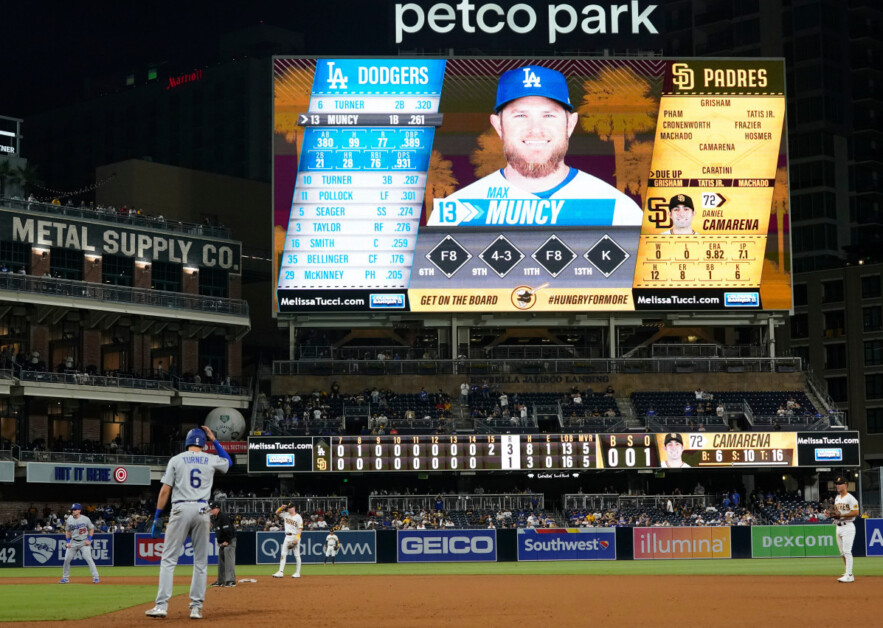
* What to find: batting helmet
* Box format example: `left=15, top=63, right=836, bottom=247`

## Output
left=185, top=428, right=206, bottom=449
left=71, top=503, right=82, bottom=511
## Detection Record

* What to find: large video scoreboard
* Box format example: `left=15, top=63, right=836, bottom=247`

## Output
left=247, top=431, right=859, bottom=473
left=273, top=57, right=792, bottom=313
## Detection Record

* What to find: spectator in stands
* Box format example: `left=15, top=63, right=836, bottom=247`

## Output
left=460, top=381, right=469, bottom=403
left=572, top=393, right=583, bottom=405
left=695, top=388, right=705, bottom=400
left=716, top=402, right=725, bottom=419
left=684, top=402, right=694, bottom=417
left=604, top=385, right=615, bottom=397
left=645, top=406, right=657, bottom=418
left=604, top=407, right=616, bottom=418
left=203, top=363, right=213, bottom=383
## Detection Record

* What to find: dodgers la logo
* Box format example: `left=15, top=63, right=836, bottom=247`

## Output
left=326, top=62, right=348, bottom=90
left=522, top=68, right=541, bottom=88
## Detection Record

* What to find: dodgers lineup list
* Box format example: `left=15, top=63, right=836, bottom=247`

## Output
left=274, top=59, right=788, bottom=312
left=247, top=431, right=860, bottom=473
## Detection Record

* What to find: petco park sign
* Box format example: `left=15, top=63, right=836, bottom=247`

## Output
left=394, top=0, right=661, bottom=44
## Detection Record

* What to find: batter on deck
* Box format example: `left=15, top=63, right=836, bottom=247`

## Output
left=145, top=426, right=232, bottom=619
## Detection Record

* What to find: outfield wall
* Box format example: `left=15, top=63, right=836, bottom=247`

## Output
left=2, top=522, right=880, bottom=568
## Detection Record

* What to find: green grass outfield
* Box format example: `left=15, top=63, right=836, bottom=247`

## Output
left=2, top=559, right=882, bottom=622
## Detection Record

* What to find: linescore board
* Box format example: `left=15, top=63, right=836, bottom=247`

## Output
left=273, top=57, right=792, bottom=313
left=247, top=431, right=859, bottom=473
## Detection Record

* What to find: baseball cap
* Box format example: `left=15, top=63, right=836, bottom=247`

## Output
left=664, top=433, right=683, bottom=445
left=209, top=501, right=220, bottom=509
left=669, top=194, right=694, bottom=210
left=495, top=66, right=573, bottom=112
left=71, top=503, right=82, bottom=511
left=834, top=477, right=848, bottom=485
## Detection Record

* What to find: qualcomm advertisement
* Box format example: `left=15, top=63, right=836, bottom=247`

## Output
left=517, top=528, right=616, bottom=561
left=866, top=519, right=883, bottom=557
left=256, top=531, right=376, bottom=564
left=134, top=533, right=219, bottom=566
left=24, top=534, right=114, bottom=567
left=397, top=529, right=497, bottom=563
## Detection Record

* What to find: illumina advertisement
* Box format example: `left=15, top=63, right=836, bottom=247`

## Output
left=273, top=57, right=792, bottom=313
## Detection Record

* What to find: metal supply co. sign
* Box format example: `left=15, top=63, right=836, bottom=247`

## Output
left=1, top=208, right=240, bottom=271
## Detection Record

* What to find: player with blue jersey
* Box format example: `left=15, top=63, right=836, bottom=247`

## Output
left=145, top=426, right=232, bottom=620
left=436, top=65, right=643, bottom=227
left=59, top=503, right=100, bottom=584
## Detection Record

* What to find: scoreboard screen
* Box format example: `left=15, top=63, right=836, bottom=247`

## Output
left=247, top=431, right=859, bottom=473
left=273, top=57, right=792, bottom=313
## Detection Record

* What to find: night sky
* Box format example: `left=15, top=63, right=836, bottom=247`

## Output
left=3, top=1, right=391, bottom=118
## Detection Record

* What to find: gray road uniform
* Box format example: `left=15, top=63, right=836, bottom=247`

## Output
left=153, top=450, right=230, bottom=612
left=62, top=514, right=99, bottom=580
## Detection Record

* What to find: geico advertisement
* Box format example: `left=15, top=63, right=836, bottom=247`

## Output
left=751, top=525, right=838, bottom=558
left=866, top=519, right=883, bottom=557
left=24, top=534, right=114, bottom=567
left=633, top=527, right=731, bottom=560
left=517, top=528, right=615, bottom=561
left=256, top=531, right=376, bottom=564
left=134, top=533, right=219, bottom=566
left=397, top=529, right=497, bottom=563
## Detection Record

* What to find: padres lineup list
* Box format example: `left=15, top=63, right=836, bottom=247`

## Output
left=248, top=431, right=860, bottom=473
left=633, top=60, right=786, bottom=307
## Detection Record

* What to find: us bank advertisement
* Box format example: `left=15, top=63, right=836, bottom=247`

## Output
left=273, top=57, right=790, bottom=313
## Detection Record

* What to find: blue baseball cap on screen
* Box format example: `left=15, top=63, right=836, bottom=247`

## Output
left=71, top=503, right=82, bottom=511
left=495, top=65, right=573, bottom=112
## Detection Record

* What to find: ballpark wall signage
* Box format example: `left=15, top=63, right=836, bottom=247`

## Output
left=0, top=207, right=241, bottom=271
left=864, top=520, right=883, bottom=557
left=0, top=541, right=23, bottom=567
left=255, top=531, right=376, bottom=564
left=0, top=460, right=13, bottom=482
left=24, top=534, right=114, bottom=567
left=633, top=527, right=731, bottom=560
left=750, top=525, right=839, bottom=558
left=134, top=533, right=219, bottom=566
left=517, top=528, right=615, bottom=561
left=26, top=462, right=150, bottom=485
left=397, top=529, right=497, bottom=563
left=273, top=57, right=791, bottom=313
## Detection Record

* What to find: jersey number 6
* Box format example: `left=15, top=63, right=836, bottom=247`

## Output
left=190, top=468, right=202, bottom=488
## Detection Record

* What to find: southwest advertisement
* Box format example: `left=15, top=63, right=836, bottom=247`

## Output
left=273, top=57, right=791, bottom=313
left=517, top=528, right=615, bottom=561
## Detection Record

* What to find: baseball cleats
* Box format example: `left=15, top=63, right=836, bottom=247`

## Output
left=210, top=581, right=223, bottom=587
left=224, top=582, right=236, bottom=587
left=292, top=573, right=301, bottom=578
left=58, top=578, right=69, bottom=584
left=190, top=607, right=203, bottom=620
left=837, top=575, right=855, bottom=583
left=145, top=607, right=168, bottom=618
left=272, top=571, right=284, bottom=578
left=93, top=577, right=100, bottom=584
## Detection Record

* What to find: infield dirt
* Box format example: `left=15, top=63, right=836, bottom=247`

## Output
left=2, top=574, right=877, bottom=626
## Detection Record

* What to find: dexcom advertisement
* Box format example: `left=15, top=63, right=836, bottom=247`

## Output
left=256, top=531, right=376, bottom=564
left=134, top=533, right=219, bottom=566
left=397, top=529, right=497, bottom=562
left=24, top=534, right=114, bottom=567
left=517, top=528, right=615, bottom=561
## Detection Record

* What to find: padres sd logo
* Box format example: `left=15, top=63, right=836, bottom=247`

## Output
left=671, top=63, right=694, bottom=91
left=511, top=286, right=538, bottom=310
left=646, top=197, right=672, bottom=229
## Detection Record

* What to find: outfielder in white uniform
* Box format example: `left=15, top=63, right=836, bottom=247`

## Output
left=145, top=426, right=232, bottom=619
left=273, top=504, right=303, bottom=578
left=830, top=476, right=859, bottom=583
left=59, top=503, right=99, bottom=584
left=435, top=66, right=643, bottom=228
left=323, top=530, right=340, bottom=565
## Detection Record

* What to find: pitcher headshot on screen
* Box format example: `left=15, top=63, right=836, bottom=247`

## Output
left=442, top=65, right=643, bottom=226
left=661, top=194, right=697, bottom=235
left=660, top=433, right=691, bottom=468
